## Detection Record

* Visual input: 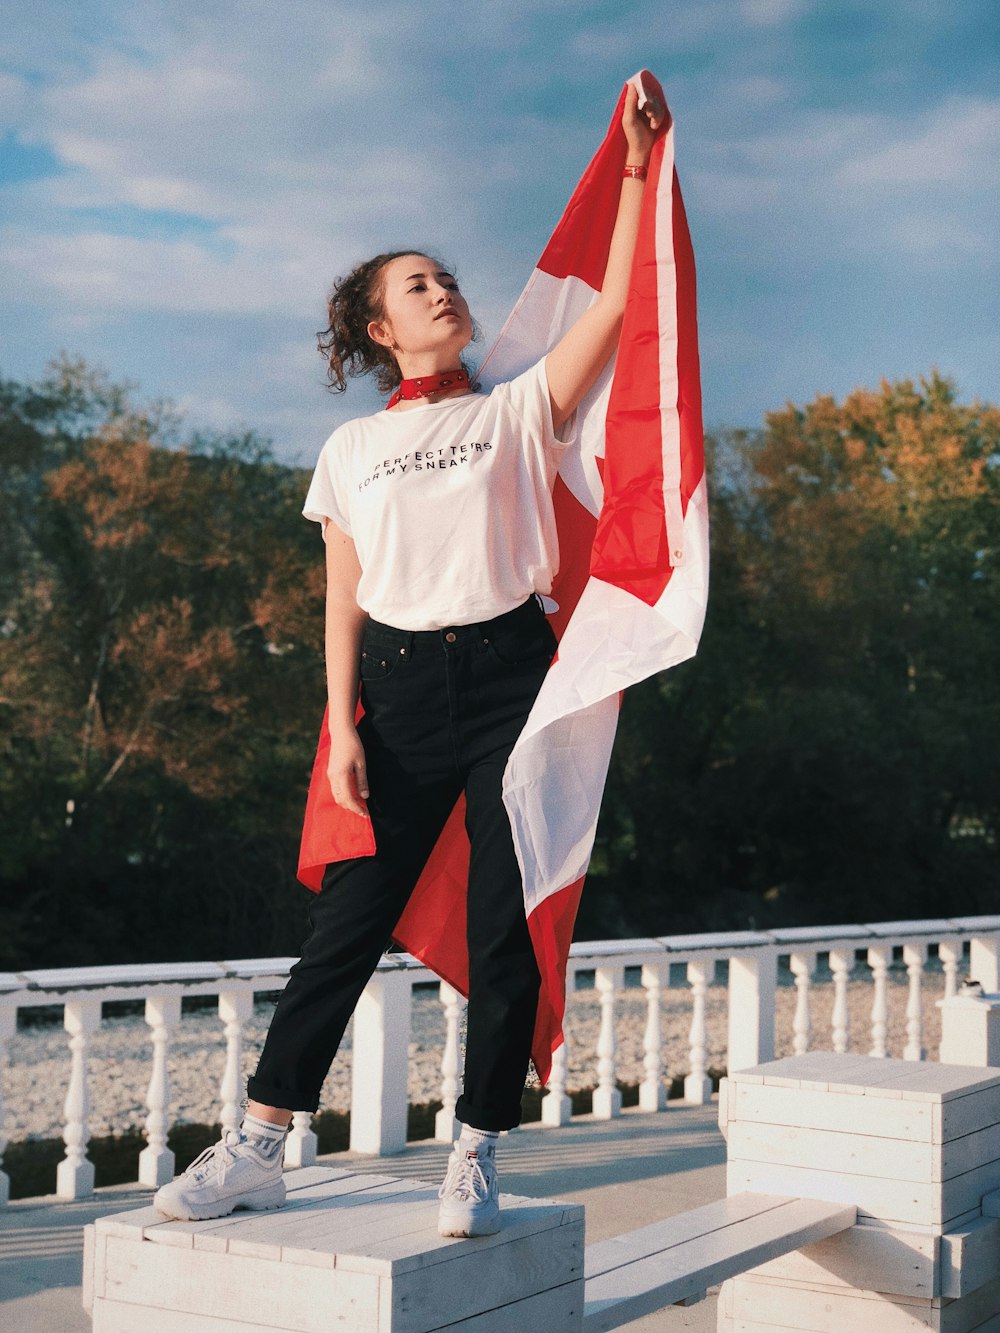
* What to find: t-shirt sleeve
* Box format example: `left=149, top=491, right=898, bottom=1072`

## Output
left=501, top=356, right=577, bottom=455
left=302, top=435, right=352, bottom=536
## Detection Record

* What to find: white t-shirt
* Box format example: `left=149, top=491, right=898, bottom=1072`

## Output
left=302, top=357, right=575, bottom=630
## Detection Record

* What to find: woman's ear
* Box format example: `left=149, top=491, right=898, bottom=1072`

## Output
left=367, top=319, right=393, bottom=350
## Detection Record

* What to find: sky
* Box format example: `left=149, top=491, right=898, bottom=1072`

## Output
left=1, top=0, right=997, bottom=466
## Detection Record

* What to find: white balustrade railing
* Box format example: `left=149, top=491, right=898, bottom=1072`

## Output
left=2, top=914, right=998, bottom=1204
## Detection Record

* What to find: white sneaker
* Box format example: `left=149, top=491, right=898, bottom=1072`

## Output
left=437, top=1142, right=501, bottom=1237
left=153, top=1129, right=286, bottom=1222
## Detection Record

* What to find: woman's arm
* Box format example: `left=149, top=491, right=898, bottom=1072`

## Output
left=322, top=521, right=370, bottom=817
left=546, top=81, right=665, bottom=432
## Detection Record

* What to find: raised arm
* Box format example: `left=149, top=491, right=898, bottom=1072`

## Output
left=322, top=522, right=370, bottom=817
left=546, top=79, right=665, bottom=432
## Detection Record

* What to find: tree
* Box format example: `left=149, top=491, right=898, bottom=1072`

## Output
left=4, top=361, right=997, bottom=962
left=0, top=361, right=326, bottom=966
left=585, top=374, right=1000, bottom=937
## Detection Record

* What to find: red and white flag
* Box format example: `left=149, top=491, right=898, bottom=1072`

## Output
left=298, top=72, right=709, bottom=1084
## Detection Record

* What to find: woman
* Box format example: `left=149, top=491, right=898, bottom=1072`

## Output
left=154, top=80, right=664, bottom=1238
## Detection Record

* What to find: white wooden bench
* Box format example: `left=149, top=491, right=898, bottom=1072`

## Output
left=84, top=1176, right=856, bottom=1332
left=582, top=1191, right=856, bottom=1330
left=83, top=1055, right=1000, bottom=1331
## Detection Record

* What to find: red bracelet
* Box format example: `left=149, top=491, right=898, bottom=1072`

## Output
left=623, top=164, right=648, bottom=180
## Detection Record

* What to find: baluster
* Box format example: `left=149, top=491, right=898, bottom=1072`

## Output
left=789, top=952, right=814, bottom=1056
left=542, top=1038, right=572, bottom=1127
left=0, top=1002, right=15, bottom=1206
left=685, top=961, right=712, bottom=1104
left=218, top=986, right=253, bottom=1134
left=639, top=963, right=667, bottom=1112
left=867, top=944, right=891, bottom=1057
left=138, top=994, right=181, bottom=1187
left=727, top=948, right=777, bottom=1072
left=285, top=1111, right=318, bottom=1168
left=349, top=969, right=412, bottom=1155
left=435, top=982, right=465, bottom=1142
left=938, top=940, right=961, bottom=1000
left=969, top=933, right=1000, bottom=991
left=829, top=948, right=852, bottom=1054
left=903, top=943, right=926, bottom=1061
left=57, top=998, right=101, bottom=1199
left=592, top=966, right=622, bottom=1119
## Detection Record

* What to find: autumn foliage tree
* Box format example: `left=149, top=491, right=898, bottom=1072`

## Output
left=0, top=360, right=325, bottom=965
left=584, top=372, right=1000, bottom=937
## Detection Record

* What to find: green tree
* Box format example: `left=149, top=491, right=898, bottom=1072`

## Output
left=0, top=360, right=326, bottom=966
left=4, top=361, right=997, bottom=963
left=584, top=374, right=1000, bottom=937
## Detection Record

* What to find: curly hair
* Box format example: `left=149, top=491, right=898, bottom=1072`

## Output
left=317, top=250, right=477, bottom=396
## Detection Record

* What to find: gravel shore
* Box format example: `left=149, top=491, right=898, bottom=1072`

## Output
left=5, top=970, right=950, bottom=1142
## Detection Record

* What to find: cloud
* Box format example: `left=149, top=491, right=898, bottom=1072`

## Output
left=0, top=11, right=539, bottom=332
left=689, top=91, right=998, bottom=269
left=740, top=0, right=809, bottom=26
left=0, top=70, right=31, bottom=122
left=3, top=4, right=588, bottom=331
left=0, top=227, right=314, bottom=313
left=728, top=75, right=792, bottom=108
left=1, top=0, right=997, bottom=455
left=837, top=97, right=1000, bottom=187
left=892, top=212, right=994, bottom=261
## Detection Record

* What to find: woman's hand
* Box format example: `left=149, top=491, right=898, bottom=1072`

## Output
left=326, top=724, right=369, bottom=818
left=622, top=78, right=666, bottom=161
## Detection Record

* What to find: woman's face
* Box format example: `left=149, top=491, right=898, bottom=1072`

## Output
left=368, top=254, right=473, bottom=363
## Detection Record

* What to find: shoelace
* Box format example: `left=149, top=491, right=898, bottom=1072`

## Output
left=438, top=1150, right=493, bottom=1203
left=183, top=1129, right=244, bottom=1185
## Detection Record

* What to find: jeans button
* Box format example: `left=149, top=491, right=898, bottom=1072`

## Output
left=445, top=632, right=457, bottom=643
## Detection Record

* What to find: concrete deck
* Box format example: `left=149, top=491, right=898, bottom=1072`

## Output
left=0, top=1100, right=726, bottom=1331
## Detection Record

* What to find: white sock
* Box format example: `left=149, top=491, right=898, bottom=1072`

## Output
left=242, top=1112, right=289, bottom=1159
left=243, top=1111, right=288, bottom=1138
left=458, top=1126, right=499, bottom=1156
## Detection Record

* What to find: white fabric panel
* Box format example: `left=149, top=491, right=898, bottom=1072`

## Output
left=480, top=269, right=609, bottom=520
left=654, top=475, right=710, bottom=636
left=504, top=474, right=709, bottom=911
left=479, top=269, right=599, bottom=386
left=504, top=694, right=620, bottom=915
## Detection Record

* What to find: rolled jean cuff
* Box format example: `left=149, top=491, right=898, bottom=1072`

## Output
left=455, top=1093, right=523, bottom=1133
left=246, top=1076, right=318, bottom=1114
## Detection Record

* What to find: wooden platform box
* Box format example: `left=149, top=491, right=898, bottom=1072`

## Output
left=83, top=1165, right=585, bottom=1332
left=721, top=1054, right=1000, bottom=1231
left=718, top=1270, right=1000, bottom=1333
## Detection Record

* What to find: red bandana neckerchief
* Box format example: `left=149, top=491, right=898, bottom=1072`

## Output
left=385, top=368, right=470, bottom=410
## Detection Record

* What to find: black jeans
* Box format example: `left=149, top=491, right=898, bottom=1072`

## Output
left=247, top=596, right=557, bottom=1131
